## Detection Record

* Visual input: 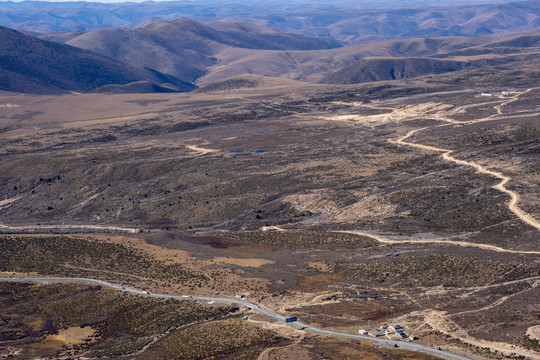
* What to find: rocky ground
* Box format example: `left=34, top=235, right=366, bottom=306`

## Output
left=0, top=78, right=538, bottom=359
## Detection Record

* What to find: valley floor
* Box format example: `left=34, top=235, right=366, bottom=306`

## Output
left=0, top=80, right=538, bottom=359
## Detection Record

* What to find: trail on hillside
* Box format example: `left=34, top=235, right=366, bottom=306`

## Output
left=419, top=309, right=539, bottom=359
left=185, top=144, right=217, bottom=156
left=493, top=89, right=532, bottom=116
left=0, top=195, right=24, bottom=210
left=336, top=230, right=540, bottom=255
left=459, top=276, right=540, bottom=297
left=452, top=279, right=539, bottom=316
left=389, top=125, right=540, bottom=232
left=383, top=88, right=540, bottom=232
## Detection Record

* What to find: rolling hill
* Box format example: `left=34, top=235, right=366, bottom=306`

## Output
left=2, top=0, right=540, bottom=46
left=319, top=30, right=540, bottom=84
left=5, top=14, right=540, bottom=93
left=234, top=0, right=540, bottom=44
left=63, top=17, right=341, bottom=84
left=194, top=74, right=315, bottom=93
left=319, top=57, right=475, bottom=84
left=193, top=30, right=540, bottom=86
left=192, top=32, right=531, bottom=85
left=0, top=0, right=517, bottom=34
left=0, top=26, right=196, bottom=94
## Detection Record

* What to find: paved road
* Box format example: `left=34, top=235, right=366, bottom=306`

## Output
left=1, top=277, right=469, bottom=360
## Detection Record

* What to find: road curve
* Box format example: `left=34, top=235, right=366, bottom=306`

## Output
left=0, top=277, right=469, bottom=360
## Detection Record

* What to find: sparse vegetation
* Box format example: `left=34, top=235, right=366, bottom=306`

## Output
left=0, top=43, right=539, bottom=360
left=343, top=255, right=540, bottom=287
left=0, top=236, right=206, bottom=289
left=0, top=282, right=234, bottom=358
left=145, top=319, right=288, bottom=359
left=221, top=231, right=377, bottom=249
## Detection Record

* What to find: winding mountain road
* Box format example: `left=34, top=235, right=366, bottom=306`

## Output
left=0, top=276, right=469, bottom=360
left=389, top=128, right=540, bottom=232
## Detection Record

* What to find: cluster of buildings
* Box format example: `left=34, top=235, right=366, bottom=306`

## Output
left=359, top=323, right=417, bottom=340
left=480, top=91, right=510, bottom=97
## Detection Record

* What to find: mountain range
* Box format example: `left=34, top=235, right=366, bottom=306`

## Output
left=0, top=0, right=517, bottom=35
left=2, top=0, right=539, bottom=45
left=2, top=1, right=540, bottom=94
left=0, top=26, right=195, bottom=94
left=0, top=17, right=340, bottom=94
left=237, top=0, right=540, bottom=44
left=59, top=18, right=340, bottom=84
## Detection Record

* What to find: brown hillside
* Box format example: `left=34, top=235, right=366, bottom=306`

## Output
left=320, top=57, right=475, bottom=84
left=0, top=26, right=195, bottom=94
left=65, top=17, right=341, bottom=84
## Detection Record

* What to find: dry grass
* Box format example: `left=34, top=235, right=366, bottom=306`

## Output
left=296, top=273, right=345, bottom=292
left=0, top=235, right=207, bottom=291
left=0, top=282, right=235, bottom=358
left=45, top=326, right=96, bottom=345
left=145, top=319, right=288, bottom=359
left=88, top=234, right=191, bottom=265
left=266, top=337, right=442, bottom=360
left=1, top=75, right=540, bottom=360
left=209, top=257, right=275, bottom=267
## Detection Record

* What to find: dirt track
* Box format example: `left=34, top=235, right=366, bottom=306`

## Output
left=390, top=128, right=540, bottom=232
left=420, top=309, right=540, bottom=359
left=336, top=230, right=540, bottom=255
left=386, top=88, right=540, bottom=232
left=185, top=144, right=217, bottom=156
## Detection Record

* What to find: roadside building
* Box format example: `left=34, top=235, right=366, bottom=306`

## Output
left=396, top=330, right=407, bottom=338
left=367, top=329, right=386, bottom=337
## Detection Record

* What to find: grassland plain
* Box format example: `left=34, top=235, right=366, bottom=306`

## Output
left=0, top=73, right=539, bottom=359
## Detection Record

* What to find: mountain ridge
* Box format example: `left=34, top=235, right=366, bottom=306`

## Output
left=0, top=26, right=196, bottom=94
left=2, top=0, right=540, bottom=46
left=62, top=17, right=341, bottom=84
